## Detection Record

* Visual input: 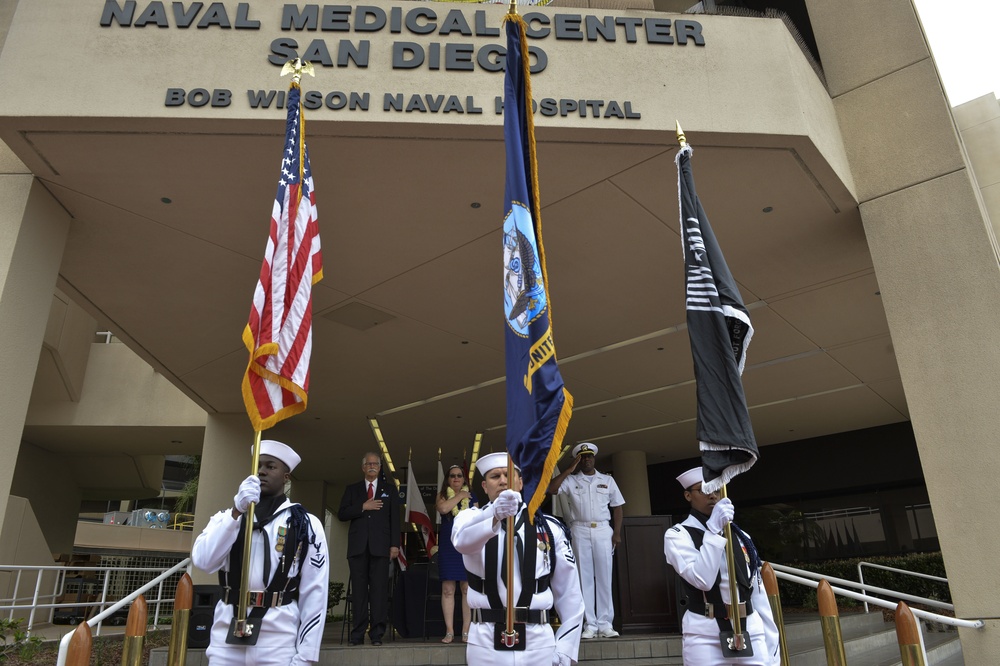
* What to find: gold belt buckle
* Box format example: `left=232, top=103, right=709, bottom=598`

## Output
left=590, top=522, right=597, bottom=528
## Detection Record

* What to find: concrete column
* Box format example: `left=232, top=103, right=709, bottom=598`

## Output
left=0, top=175, right=71, bottom=546
left=191, top=413, right=254, bottom=585
left=326, top=483, right=350, bottom=614
left=611, top=450, right=650, bottom=516
left=807, top=0, right=1000, bottom=658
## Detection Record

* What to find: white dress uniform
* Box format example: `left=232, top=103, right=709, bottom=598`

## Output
left=192, top=499, right=329, bottom=666
left=453, top=500, right=585, bottom=666
left=555, top=471, right=625, bottom=634
left=663, top=514, right=780, bottom=666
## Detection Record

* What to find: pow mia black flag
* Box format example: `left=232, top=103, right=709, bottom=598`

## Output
left=676, top=143, right=758, bottom=494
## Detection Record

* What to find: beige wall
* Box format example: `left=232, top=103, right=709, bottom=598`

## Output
left=0, top=1, right=852, bottom=194
left=954, top=93, right=1000, bottom=241
left=0, top=177, right=72, bottom=548
left=74, top=521, right=192, bottom=554
left=9, top=442, right=82, bottom=555
left=808, top=0, right=1000, bottom=658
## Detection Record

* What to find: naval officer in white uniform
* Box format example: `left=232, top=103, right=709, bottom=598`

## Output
left=192, top=440, right=329, bottom=666
left=547, top=443, right=625, bottom=639
left=452, top=452, right=585, bottom=666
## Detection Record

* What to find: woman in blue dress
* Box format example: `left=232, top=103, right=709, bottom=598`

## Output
left=435, top=465, right=477, bottom=643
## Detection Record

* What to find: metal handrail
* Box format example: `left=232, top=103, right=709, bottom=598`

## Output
left=769, top=563, right=954, bottom=612
left=54, top=558, right=191, bottom=666
left=0, top=562, right=188, bottom=635
left=771, top=563, right=984, bottom=666
left=857, top=561, right=949, bottom=613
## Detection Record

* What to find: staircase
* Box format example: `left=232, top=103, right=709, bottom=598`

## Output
left=150, top=613, right=963, bottom=665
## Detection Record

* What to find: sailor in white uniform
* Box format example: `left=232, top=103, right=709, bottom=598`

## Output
left=452, top=452, right=585, bottom=666
left=547, top=442, right=625, bottom=639
left=192, top=440, right=329, bottom=666
left=663, top=467, right=780, bottom=666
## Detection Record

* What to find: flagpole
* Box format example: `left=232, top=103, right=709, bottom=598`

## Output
left=676, top=120, right=746, bottom=652
left=234, top=429, right=262, bottom=637
left=503, top=0, right=519, bottom=643
left=719, top=484, right=745, bottom=650
left=504, top=455, right=517, bottom=647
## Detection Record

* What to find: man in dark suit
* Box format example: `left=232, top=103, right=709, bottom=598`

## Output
left=338, top=452, right=401, bottom=646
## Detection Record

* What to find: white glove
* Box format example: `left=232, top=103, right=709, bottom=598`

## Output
left=234, top=475, right=261, bottom=514
left=551, top=652, right=571, bottom=666
left=492, top=489, right=521, bottom=520
left=706, top=497, right=734, bottom=534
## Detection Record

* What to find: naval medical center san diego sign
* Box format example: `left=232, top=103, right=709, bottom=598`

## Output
left=100, top=2, right=706, bottom=119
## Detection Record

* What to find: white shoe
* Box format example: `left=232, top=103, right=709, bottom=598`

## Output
left=599, top=628, right=620, bottom=638
left=581, top=628, right=597, bottom=639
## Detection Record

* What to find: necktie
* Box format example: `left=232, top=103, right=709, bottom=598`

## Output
left=368, top=483, right=374, bottom=500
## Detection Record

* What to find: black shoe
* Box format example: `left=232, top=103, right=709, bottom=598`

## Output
left=372, top=639, right=383, bottom=646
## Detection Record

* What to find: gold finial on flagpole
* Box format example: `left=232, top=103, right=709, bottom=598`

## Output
left=676, top=120, right=687, bottom=148
left=508, top=0, right=518, bottom=15
left=280, top=58, right=315, bottom=84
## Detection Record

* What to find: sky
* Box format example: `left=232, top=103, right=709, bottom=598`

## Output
left=911, top=0, right=1000, bottom=106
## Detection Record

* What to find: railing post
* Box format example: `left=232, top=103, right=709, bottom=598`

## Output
left=895, top=601, right=927, bottom=666
left=168, top=573, right=193, bottom=666
left=121, top=594, right=148, bottom=666
left=857, top=562, right=869, bottom=613
left=65, top=622, right=93, bottom=666
left=762, top=563, right=789, bottom=666
left=818, top=579, right=847, bottom=666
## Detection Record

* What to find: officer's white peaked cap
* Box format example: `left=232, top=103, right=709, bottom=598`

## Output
left=676, top=467, right=704, bottom=490
left=257, top=440, right=301, bottom=472
left=476, top=452, right=520, bottom=477
left=572, top=442, right=598, bottom=457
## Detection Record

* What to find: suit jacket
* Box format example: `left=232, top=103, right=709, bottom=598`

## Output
left=338, top=478, right=401, bottom=558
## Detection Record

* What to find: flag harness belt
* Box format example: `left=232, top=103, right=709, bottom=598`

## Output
left=675, top=525, right=754, bottom=632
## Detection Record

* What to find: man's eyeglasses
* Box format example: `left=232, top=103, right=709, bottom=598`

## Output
left=690, top=486, right=718, bottom=496
left=448, top=473, right=464, bottom=479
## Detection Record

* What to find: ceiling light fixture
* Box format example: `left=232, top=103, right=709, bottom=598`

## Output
left=367, top=417, right=398, bottom=488
left=470, top=202, right=481, bottom=209
left=161, top=197, right=172, bottom=204
left=762, top=206, right=773, bottom=213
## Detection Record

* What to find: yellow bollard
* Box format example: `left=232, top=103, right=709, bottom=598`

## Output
left=761, top=563, right=790, bottom=666
left=66, top=621, right=92, bottom=666
left=121, top=594, right=148, bottom=666
left=168, top=573, right=193, bottom=666
left=818, top=580, right=847, bottom=666
left=895, top=602, right=927, bottom=666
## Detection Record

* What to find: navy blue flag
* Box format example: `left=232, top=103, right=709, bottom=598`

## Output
left=502, top=14, right=573, bottom=523
left=676, top=144, right=758, bottom=494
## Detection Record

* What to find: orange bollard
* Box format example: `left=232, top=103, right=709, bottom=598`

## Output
left=761, top=563, right=790, bottom=666
left=894, top=601, right=927, bottom=666
left=66, top=621, right=93, bottom=666
left=168, top=574, right=193, bottom=666
left=817, top=580, right=847, bottom=666
left=121, top=594, right=148, bottom=666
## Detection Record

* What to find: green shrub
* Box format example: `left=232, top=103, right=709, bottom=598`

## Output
left=775, top=552, right=949, bottom=609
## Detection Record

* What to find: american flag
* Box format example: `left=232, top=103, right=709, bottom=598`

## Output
left=242, top=83, right=322, bottom=432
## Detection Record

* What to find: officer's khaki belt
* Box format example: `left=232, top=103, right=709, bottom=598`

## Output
left=471, top=608, right=549, bottom=624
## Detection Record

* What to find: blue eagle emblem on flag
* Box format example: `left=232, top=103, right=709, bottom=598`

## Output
left=503, top=202, right=546, bottom=337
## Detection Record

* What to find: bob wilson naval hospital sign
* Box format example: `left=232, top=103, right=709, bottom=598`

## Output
left=99, top=2, right=706, bottom=120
